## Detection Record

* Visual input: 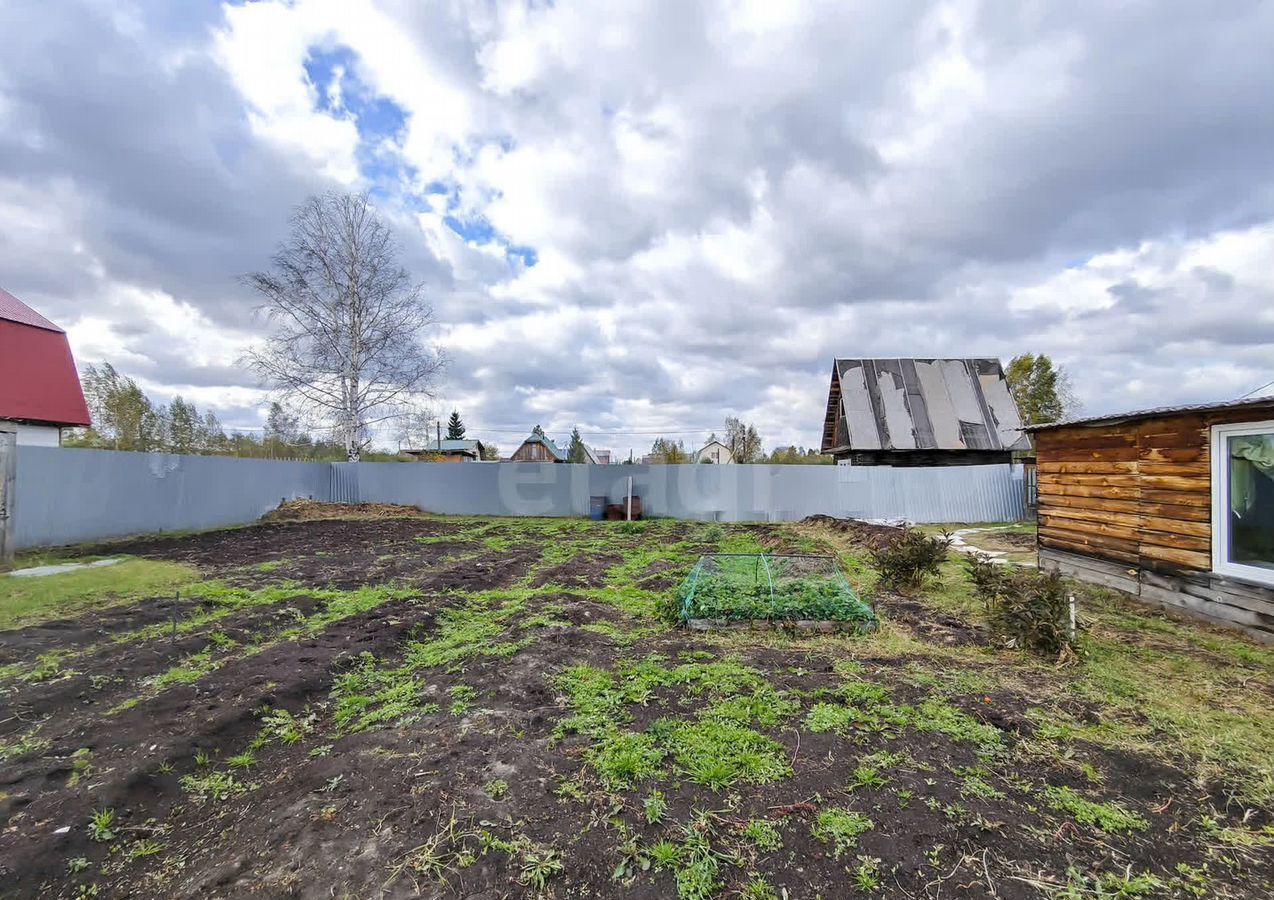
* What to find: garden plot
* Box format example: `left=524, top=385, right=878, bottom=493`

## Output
left=0, top=513, right=1271, bottom=899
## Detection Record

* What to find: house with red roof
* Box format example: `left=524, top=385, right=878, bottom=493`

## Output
left=0, top=287, right=91, bottom=446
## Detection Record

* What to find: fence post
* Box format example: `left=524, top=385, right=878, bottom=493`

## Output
left=0, top=429, right=15, bottom=565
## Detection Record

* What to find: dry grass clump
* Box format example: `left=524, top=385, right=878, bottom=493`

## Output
left=261, top=499, right=427, bottom=522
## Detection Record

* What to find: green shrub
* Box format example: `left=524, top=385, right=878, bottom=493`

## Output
left=870, top=528, right=950, bottom=591
left=965, top=554, right=1079, bottom=657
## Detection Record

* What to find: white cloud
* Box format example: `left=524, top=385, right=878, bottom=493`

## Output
left=1, top=0, right=1271, bottom=458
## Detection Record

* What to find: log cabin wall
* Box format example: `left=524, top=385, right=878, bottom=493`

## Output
left=1035, top=400, right=1274, bottom=642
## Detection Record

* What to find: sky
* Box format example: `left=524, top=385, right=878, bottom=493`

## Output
left=1, top=0, right=1271, bottom=458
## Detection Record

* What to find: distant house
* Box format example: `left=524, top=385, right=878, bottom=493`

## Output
left=508, top=432, right=567, bottom=462
left=0, top=288, right=91, bottom=446
left=403, top=439, right=487, bottom=462
left=696, top=440, right=734, bottom=464
left=594, top=448, right=612, bottom=465
left=820, top=358, right=1030, bottom=466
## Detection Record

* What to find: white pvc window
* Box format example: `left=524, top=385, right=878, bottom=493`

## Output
left=1211, top=421, right=1274, bottom=586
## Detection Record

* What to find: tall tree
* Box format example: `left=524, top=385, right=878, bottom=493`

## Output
left=446, top=409, right=466, bottom=440
left=79, top=363, right=160, bottom=451
left=244, top=191, right=446, bottom=461
left=723, top=417, right=763, bottom=463
left=167, top=396, right=198, bottom=454
left=1006, top=354, right=1080, bottom=426
left=649, top=437, right=688, bottom=464
left=480, top=442, right=500, bottom=461
left=567, top=426, right=590, bottom=463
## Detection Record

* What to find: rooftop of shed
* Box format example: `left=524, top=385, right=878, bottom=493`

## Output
left=1024, top=395, right=1274, bottom=432
left=821, top=357, right=1029, bottom=455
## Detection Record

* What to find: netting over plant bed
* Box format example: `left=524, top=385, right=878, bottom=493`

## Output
left=675, top=554, right=876, bottom=628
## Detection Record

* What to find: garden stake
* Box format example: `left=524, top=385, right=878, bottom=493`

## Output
left=171, top=591, right=179, bottom=644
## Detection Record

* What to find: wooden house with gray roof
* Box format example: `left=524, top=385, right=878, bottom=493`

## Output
left=820, top=358, right=1030, bottom=466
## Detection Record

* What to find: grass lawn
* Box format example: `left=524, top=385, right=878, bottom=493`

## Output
left=0, top=557, right=199, bottom=630
left=0, top=513, right=1271, bottom=898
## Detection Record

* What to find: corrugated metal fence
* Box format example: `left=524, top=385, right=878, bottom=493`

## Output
left=12, top=446, right=1026, bottom=549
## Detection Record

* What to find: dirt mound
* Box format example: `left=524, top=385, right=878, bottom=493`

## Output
left=260, top=499, right=426, bottom=522
left=800, top=514, right=903, bottom=549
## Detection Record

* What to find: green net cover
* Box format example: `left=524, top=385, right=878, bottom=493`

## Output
left=676, top=554, right=876, bottom=627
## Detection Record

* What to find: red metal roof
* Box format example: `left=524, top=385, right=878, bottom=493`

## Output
left=0, top=290, right=91, bottom=427
left=0, top=286, right=63, bottom=332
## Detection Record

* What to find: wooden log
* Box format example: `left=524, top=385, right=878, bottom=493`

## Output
left=1139, top=474, right=1211, bottom=491
left=1036, top=473, right=1140, bottom=488
left=1041, top=506, right=1144, bottom=529
left=1139, top=544, right=1210, bottom=571
left=1142, top=489, right=1210, bottom=508
left=1039, top=483, right=1140, bottom=501
left=1139, top=446, right=1207, bottom=463
left=1041, top=528, right=1140, bottom=562
left=1137, top=462, right=1210, bottom=478
left=1037, top=447, right=1140, bottom=463
left=1141, top=501, right=1210, bottom=522
left=1039, top=514, right=1143, bottom=542
left=1037, top=461, right=1138, bottom=475
left=1139, top=515, right=1211, bottom=539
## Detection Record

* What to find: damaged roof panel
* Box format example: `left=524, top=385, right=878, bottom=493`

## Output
left=821, top=357, right=1030, bottom=454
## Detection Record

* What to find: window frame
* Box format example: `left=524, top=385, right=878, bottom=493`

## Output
left=1210, top=419, right=1274, bottom=586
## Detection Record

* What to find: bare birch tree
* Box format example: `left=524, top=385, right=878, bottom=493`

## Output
left=244, top=192, right=445, bottom=460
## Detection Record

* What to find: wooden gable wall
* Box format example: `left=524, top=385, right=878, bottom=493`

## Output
left=1035, top=402, right=1274, bottom=573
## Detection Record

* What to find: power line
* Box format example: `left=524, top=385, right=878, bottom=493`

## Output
left=1239, top=378, right=1274, bottom=399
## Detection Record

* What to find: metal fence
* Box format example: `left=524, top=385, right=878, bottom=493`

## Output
left=11, top=446, right=1027, bottom=549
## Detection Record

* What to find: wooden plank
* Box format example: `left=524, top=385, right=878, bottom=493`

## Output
left=1139, top=474, right=1210, bottom=492
left=1142, top=488, right=1210, bottom=508
left=1142, top=501, right=1210, bottom=522
left=1036, top=473, right=1140, bottom=488
left=1138, top=530, right=1210, bottom=553
left=1041, top=506, right=1144, bottom=529
left=1037, top=461, right=1137, bottom=475
left=1140, top=515, right=1211, bottom=538
left=1039, top=534, right=1138, bottom=563
left=1140, top=544, right=1210, bottom=570
left=1137, top=461, right=1209, bottom=478
left=1039, top=483, right=1140, bottom=501
left=1036, top=433, right=1137, bottom=451
left=1038, top=446, right=1140, bottom=463
left=1143, top=571, right=1274, bottom=618
left=1039, top=514, right=1143, bottom=543
left=1139, top=446, right=1206, bottom=463
left=1041, top=524, right=1140, bottom=557
left=1039, top=548, right=1140, bottom=591
left=1139, top=583, right=1274, bottom=635
left=1039, top=494, right=1143, bottom=516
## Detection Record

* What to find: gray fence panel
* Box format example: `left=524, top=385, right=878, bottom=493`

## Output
left=13, top=447, right=330, bottom=548
left=12, top=449, right=1026, bottom=549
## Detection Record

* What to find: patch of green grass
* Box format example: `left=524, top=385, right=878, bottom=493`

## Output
left=811, top=808, right=874, bottom=858
left=741, top=819, right=782, bottom=853
left=179, top=771, right=249, bottom=803
left=87, top=808, right=117, bottom=842
left=0, top=558, right=200, bottom=630
left=448, top=684, right=477, bottom=716
left=0, top=726, right=50, bottom=761
left=588, top=730, right=665, bottom=789
left=652, top=719, right=791, bottom=789
left=643, top=790, right=668, bottom=824
left=1043, top=785, right=1147, bottom=834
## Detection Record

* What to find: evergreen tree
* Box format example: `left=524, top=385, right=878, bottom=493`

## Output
left=446, top=409, right=465, bottom=440
left=567, top=427, right=590, bottom=463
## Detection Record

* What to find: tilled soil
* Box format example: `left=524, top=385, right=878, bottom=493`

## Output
left=0, top=517, right=1269, bottom=899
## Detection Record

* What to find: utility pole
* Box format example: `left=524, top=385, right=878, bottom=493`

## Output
left=436, top=421, right=442, bottom=451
